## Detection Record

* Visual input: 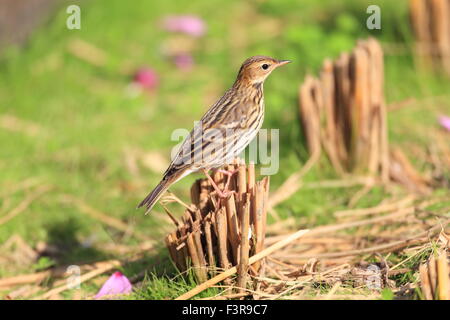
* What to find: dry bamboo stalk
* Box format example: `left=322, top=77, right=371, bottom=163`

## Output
left=194, top=208, right=202, bottom=223
left=420, top=263, right=434, bottom=300
left=311, top=78, right=324, bottom=132
left=198, top=292, right=251, bottom=300
left=410, top=0, right=433, bottom=69
left=180, top=231, right=189, bottom=271
left=175, top=229, right=310, bottom=300
left=203, top=214, right=216, bottom=271
left=224, top=195, right=240, bottom=265
left=321, top=59, right=344, bottom=174
left=437, top=251, right=449, bottom=300
left=366, top=38, right=389, bottom=182
left=367, top=110, right=381, bottom=176
left=428, top=256, right=438, bottom=296
left=226, top=164, right=238, bottom=192
left=351, top=45, right=371, bottom=172
left=261, top=177, right=270, bottom=248
left=237, top=196, right=251, bottom=292
left=363, top=40, right=381, bottom=176
left=334, top=53, right=351, bottom=166
left=410, top=0, right=432, bottom=49
left=299, top=76, right=321, bottom=157
left=190, top=180, right=201, bottom=208
left=247, top=162, right=256, bottom=193
left=410, top=0, right=450, bottom=74
left=321, top=59, right=337, bottom=147
left=193, top=221, right=207, bottom=268
left=184, top=210, right=194, bottom=229
left=252, top=183, right=264, bottom=272
left=237, top=164, right=247, bottom=195
left=216, top=207, right=231, bottom=270
left=186, top=232, right=207, bottom=283
left=174, top=232, right=188, bottom=271
left=379, top=99, right=389, bottom=183
left=311, top=77, right=328, bottom=168
left=199, top=179, right=211, bottom=212
left=430, top=0, right=450, bottom=74
left=165, top=234, right=179, bottom=270
left=162, top=206, right=180, bottom=227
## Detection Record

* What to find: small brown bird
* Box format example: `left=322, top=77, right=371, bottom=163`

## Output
left=138, top=56, right=290, bottom=213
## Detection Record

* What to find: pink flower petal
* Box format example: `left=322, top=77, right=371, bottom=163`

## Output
left=133, top=68, right=159, bottom=90
left=162, top=15, right=206, bottom=37
left=95, top=271, right=132, bottom=299
left=173, top=54, right=194, bottom=70
left=439, top=115, right=450, bottom=132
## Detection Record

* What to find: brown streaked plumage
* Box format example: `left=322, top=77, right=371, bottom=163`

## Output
left=138, top=56, right=291, bottom=213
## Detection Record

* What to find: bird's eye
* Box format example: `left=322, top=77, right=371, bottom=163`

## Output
left=261, top=64, right=270, bottom=70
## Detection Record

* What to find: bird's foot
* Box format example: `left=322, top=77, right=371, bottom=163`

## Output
left=217, top=168, right=238, bottom=192
left=217, top=168, right=238, bottom=177
left=214, top=189, right=236, bottom=199
left=202, top=168, right=237, bottom=199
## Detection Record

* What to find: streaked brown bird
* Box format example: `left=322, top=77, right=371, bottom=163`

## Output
left=138, top=56, right=291, bottom=213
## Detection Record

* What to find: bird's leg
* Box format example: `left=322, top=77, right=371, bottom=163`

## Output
left=217, top=168, right=238, bottom=194
left=201, top=169, right=235, bottom=198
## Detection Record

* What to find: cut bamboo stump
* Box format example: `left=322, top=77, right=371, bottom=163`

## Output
left=164, top=160, right=270, bottom=291
left=420, top=250, right=450, bottom=300
left=299, top=38, right=388, bottom=179
left=410, top=0, right=450, bottom=75
left=298, top=38, right=430, bottom=193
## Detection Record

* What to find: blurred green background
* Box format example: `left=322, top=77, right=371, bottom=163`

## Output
left=0, top=0, right=449, bottom=299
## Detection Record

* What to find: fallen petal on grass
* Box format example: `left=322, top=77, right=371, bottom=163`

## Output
left=162, top=15, right=206, bottom=37
left=95, top=272, right=132, bottom=299
left=438, top=115, right=450, bottom=132
left=173, top=53, right=194, bottom=71
left=133, top=68, right=159, bottom=91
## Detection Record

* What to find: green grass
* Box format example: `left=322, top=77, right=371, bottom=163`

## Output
left=0, top=0, right=449, bottom=299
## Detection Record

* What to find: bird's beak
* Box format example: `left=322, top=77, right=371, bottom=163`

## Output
left=276, top=60, right=292, bottom=67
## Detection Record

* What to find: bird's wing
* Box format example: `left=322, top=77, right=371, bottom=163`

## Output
left=163, top=93, right=251, bottom=178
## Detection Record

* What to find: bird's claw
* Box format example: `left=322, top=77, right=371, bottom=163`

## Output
left=217, top=168, right=238, bottom=177
left=214, top=189, right=236, bottom=199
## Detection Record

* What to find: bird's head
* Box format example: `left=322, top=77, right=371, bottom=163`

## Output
left=236, top=56, right=291, bottom=86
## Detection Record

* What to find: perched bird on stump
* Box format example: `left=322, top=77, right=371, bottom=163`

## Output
left=138, top=56, right=291, bottom=213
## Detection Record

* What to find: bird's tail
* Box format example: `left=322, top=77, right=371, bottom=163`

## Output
left=137, top=177, right=173, bottom=214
